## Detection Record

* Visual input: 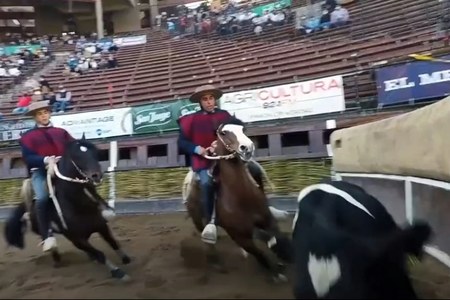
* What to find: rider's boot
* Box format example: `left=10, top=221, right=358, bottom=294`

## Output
left=36, top=198, right=57, bottom=252
left=201, top=182, right=217, bottom=244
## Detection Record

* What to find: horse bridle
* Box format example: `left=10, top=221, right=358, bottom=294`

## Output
left=203, top=129, right=237, bottom=160
left=49, top=157, right=90, bottom=184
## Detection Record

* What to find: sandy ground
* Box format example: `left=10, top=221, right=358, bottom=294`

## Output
left=0, top=213, right=448, bottom=299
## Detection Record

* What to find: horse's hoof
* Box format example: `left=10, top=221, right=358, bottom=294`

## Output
left=122, top=255, right=131, bottom=265
left=111, top=268, right=128, bottom=280
left=87, top=253, right=96, bottom=261
left=272, top=273, right=288, bottom=284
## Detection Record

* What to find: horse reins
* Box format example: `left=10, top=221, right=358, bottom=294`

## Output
left=203, top=129, right=237, bottom=160
left=46, top=159, right=90, bottom=231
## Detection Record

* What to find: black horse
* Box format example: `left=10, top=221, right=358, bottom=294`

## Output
left=4, top=135, right=131, bottom=280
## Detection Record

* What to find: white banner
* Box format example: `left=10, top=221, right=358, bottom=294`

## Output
left=220, top=75, right=346, bottom=123
left=51, top=108, right=133, bottom=140
left=113, top=35, right=147, bottom=47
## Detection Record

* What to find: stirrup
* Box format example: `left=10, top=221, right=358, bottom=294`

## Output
left=201, top=223, right=217, bottom=244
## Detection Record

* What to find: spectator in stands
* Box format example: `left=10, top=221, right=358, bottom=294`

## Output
left=107, top=53, right=118, bottom=68
left=254, top=25, right=263, bottom=36
left=32, top=87, right=43, bottom=102
left=305, top=15, right=321, bottom=33
left=39, top=75, right=51, bottom=92
left=167, top=20, right=176, bottom=35
left=319, top=9, right=331, bottom=30
left=324, top=0, right=337, bottom=13
left=270, top=10, right=286, bottom=26
left=12, top=92, right=32, bottom=115
left=54, top=85, right=72, bottom=113
left=68, top=56, right=79, bottom=74
left=330, top=5, right=350, bottom=27
left=23, top=77, right=40, bottom=90
left=43, top=88, right=56, bottom=109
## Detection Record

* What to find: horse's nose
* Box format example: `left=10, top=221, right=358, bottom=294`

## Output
left=239, top=145, right=248, bottom=152
left=92, top=173, right=101, bottom=182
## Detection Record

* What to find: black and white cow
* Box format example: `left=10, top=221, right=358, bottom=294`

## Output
left=292, top=180, right=432, bottom=299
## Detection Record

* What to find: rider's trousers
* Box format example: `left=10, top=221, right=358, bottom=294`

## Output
left=197, top=169, right=214, bottom=224
left=30, top=169, right=52, bottom=240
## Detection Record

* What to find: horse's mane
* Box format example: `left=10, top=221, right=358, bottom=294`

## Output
left=224, top=116, right=245, bottom=127
left=63, top=138, right=98, bottom=158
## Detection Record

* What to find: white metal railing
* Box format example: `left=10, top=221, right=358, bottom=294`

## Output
left=334, top=172, right=450, bottom=269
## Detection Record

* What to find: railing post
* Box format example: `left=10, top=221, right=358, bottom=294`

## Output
left=404, top=178, right=413, bottom=224
left=108, top=141, right=118, bottom=209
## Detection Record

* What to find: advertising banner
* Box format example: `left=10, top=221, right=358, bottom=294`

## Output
left=375, top=55, right=450, bottom=105
left=113, top=34, right=147, bottom=47
left=0, top=45, right=41, bottom=56
left=51, top=108, right=133, bottom=140
left=220, top=75, right=346, bottom=123
left=252, top=0, right=292, bottom=15
left=0, top=119, right=35, bottom=141
left=131, top=99, right=200, bottom=135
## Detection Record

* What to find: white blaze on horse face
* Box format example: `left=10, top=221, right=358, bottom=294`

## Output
left=80, top=146, right=88, bottom=152
left=222, top=124, right=254, bottom=158
left=308, top=253, right=341, bottom=297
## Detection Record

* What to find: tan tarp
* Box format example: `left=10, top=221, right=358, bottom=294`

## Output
left=331, top=96, right=450, bottom=182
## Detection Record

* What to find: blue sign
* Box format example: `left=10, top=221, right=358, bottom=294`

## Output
left=375, top=55, right=450, bottom=106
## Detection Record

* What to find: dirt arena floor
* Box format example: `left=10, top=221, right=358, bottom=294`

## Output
left=0, top=213, right=449, bottom=299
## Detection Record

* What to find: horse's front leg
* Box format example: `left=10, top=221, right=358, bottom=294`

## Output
left=98, top=223, right=131, bottom=264
left=69, top=237, right=130, bottom=281
left=51, top=249, right=62, bottom=268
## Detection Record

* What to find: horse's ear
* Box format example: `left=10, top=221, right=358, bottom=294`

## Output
left=81, top=132, right=86, bottom=140
left=217, top=123, right=225, bottom=134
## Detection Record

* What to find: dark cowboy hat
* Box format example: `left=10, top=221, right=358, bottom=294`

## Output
left=26, top=100, right=52, bottom=116
left=189, top=84, right=223, bottom=103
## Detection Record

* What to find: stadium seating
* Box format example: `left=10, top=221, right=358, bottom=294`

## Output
left=0, top=0, right=443, bottom=119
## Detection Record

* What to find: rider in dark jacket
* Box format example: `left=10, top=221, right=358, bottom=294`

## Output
left=178, top=85, right=233, bottom=243
left=19, top=101, right=75, bottom=252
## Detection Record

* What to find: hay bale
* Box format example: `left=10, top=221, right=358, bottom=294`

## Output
left=0, top=158, right=331, bottom=204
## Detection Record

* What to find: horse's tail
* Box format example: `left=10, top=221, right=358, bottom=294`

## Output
left=4, top=202, right=27, bottom=249
left=250, top=158, right=275, bottom=192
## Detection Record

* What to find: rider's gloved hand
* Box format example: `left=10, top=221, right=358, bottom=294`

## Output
left=44, top=156, right=58, bottom=177
left=194, top=146, right=207, bottom=156
left=44, top=156, right=57, bottom=165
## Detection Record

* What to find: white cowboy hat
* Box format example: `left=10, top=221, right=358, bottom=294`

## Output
left=26, top=100, right=52, bottom=116
left=189, top=84, right=223, bottom=103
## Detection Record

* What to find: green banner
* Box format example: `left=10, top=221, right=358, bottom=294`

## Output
left=131, top=99, right=200, bottom=135
left=0, top=45, right=42, bottom=56
left=252, top=0, right=292, bottom=16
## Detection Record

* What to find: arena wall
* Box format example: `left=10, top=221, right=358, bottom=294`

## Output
left=331, top=96, right=450, bottom=182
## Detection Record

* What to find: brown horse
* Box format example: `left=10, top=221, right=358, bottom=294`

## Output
left=182, top=118, right=292, bottom=282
